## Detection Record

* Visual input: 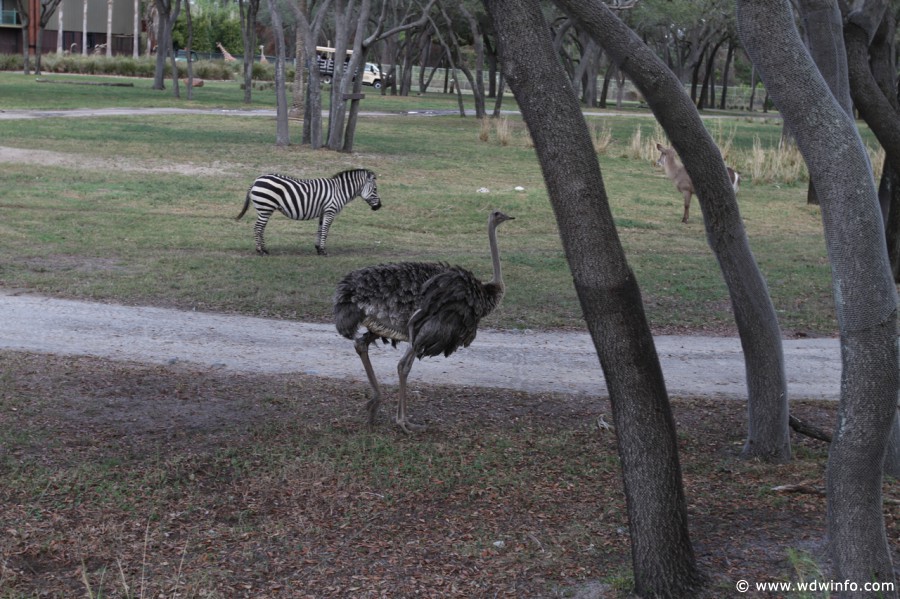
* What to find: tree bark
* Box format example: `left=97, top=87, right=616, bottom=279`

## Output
left=290, top=0, right=330, bottom=148
left=15, top=0, right=30, bottom=75
left=152, top=0, right=181, bottom=91
left=57, top=0, right=63, bottom=54
left=557, top=0, right=791, bottom=464
left=484, top=1, right=704, bottom=596
left=185, top=0, right=193, bottom=100
left=267, top=0, right=289, bottom=146
left=106, top=0, right=113, bottom=57
left=737, top=0, right=898, bottom=592
left=798, top=0, right=852, bottom=206
left=239, top=0, right=260, bottom=104
left=718, top=40, right=735, bottom=110
left=845, top=1, right=900, bottom=477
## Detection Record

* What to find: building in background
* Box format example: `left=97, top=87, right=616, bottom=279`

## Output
left=0, top=0, right=137, bottom=56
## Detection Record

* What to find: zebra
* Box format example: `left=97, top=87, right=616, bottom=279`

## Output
left=236, top=168, right=382, bottom=256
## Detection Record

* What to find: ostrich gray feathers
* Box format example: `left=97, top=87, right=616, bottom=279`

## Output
left=334, top=261, right=450, bottom=344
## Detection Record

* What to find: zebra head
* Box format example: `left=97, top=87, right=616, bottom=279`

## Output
left=359, top=170, right=382, bottom=211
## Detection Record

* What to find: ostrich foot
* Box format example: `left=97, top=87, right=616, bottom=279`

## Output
left=394, top=417, right=426, bottom=434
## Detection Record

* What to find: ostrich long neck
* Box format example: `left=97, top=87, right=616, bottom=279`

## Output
left=487, top=217, right=504, bottom=291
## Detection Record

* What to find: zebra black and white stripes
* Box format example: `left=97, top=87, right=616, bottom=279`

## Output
left=236, top=168, right=382, bottom=256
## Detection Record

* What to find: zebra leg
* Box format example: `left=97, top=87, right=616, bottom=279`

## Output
left=354, top=332, right=382, bottom=430
left=395, top=344, right=425, bottom=434
left=315, top=210, right=336, bottom=256
left=254, top=210, right=273, bottom=255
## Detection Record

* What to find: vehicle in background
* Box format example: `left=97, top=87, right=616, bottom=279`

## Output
left=316, top=46, right=382, bottom=89
left=175, top=49, right=199, bottom=62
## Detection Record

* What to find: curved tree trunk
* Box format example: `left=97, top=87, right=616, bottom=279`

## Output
left=556, top=0, right=790, bottom=464
left=845, top=2, right=900, bottom=478
left=737, top=0, right=898, bottom=591
left=798, top=0, right=853, bottom=206
left=484, top=1, right=704, bottom=596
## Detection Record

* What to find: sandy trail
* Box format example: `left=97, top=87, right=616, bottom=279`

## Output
left=0, top=290, right=841, bottom=400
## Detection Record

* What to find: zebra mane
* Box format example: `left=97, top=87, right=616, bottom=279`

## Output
left=332, top=168, right=374, bottom=179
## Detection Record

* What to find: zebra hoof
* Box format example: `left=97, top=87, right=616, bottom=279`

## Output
left=256, top=249, right=269, bottom=256
left=315, top=246, right=328, bottom=256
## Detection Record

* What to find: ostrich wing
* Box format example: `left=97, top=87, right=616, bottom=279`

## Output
left=334, top=262, right=448, bottom=341
left=409, top=266, right=498, bottom=359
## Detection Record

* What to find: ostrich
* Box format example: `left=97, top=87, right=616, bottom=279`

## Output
left=334, top=210, right=514, bottom=433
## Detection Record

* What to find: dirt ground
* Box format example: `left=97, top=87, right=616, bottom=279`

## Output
left=4, top=350, right=891, bottom=599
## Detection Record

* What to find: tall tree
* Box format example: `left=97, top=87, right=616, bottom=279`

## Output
left=737, top=0, right=898, bottom=591
left=554, top=0, right=791, bottom=464
left=796, top=0, right=852, bottom=205
left=290, top=0, right=309, bottom=119
left=484, top=1, right=705, bottom=596
left=184, top=0, right=195, bottom=100
left=82, top=0, right=88, bottom=55
left=56, top=0, right=63, bottom=54
left=267, top=0, right=290, bottom=146
left=134, top=0, right=141, bottom=57
left=152, top=0, right=182, bottom=91
left=840, top=0, right=900, bottom=478
left=239, top=0, right=261, bottom=103
left=290, top=0, right=331, bottom=148
left=106, top=0, right=113, bottom=57
left=16, top=0, right=63, bottom=76
left=14, top=0, right=31, bottom=74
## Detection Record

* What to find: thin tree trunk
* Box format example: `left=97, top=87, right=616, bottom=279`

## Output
left=749, top=65, right=758, bottom=110
left=697, top=38, right=724, bottom=110
left=290, top=0, right=307, bottom=119
left=239, top=0, right=260, bottom=104
left=134, top=0, right=140, bottom=57
left=82, top=0, right=88, bottom=56
left=106, top=0, right=113, bottom=57
left=267, top=0, right=289, bottom=146
left=719, top=41, right=735, bottom=110
left=57, top=0, right=64, bottom=54
left=185, top=0, right=193, bottom=100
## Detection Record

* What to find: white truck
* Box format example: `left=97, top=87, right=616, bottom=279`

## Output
left=316, top=46, right=383, bottom=89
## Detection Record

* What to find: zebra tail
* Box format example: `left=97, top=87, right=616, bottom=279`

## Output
left=236, top=189, right=252, bottom=220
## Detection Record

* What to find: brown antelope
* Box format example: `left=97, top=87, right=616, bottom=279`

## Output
left=656, top=143, right=740, bottom=223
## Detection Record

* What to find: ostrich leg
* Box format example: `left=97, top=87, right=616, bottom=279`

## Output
left=354, top=332, right=383, bottom=430
left=396, top=344, right=426, bottom=433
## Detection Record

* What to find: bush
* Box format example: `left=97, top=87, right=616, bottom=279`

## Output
left=0, top=53, right=238, bottom=80
left=0, top=53, right=23, bottom=71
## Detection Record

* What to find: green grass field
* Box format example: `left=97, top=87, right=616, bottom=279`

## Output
left=0, top=70, right=840, bottom=335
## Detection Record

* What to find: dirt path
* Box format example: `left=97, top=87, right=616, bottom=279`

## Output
left=0, top=289, right=841, bottom=400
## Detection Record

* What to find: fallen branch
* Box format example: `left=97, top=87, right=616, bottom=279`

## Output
left=789, top=414, right=832, bottom=443
left=773, top=480, right=900, bottom=506
left=35, top=78, right=134, bottom=87
left=772, top=480, right=825, bottom=496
